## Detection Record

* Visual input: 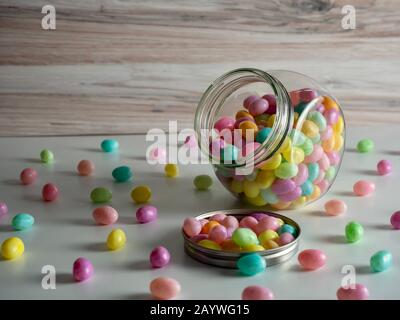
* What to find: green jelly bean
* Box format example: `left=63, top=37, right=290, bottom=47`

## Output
left=101, top=139, right=119, bottom=153
left=370, top=250, right=392, bottom=273
left=357, top=139, right=374, bottom=153
left=345, top=221, right=364, bottom=243
left=112, top=166, right=133, bottom=182
left=40, top=149, right=54, bottom=163
left=325, top=166, right=336, bottom=181
left=193, top=175, right=213, bottom=190
left=308, top=163, right=319, bottom=182
left=260, top=188, right=279, bottom=204
left=300, top=138, right=314, bottom=156
left=12, top=213, right=35, bottom=231
left=232, top=228, right=258, bottom=247
left=307, top=111, right=327, bottom=132
left=290, top=129, right=306, bottom=146
left=275, top=162, right=298, bottom=179
left=220, top=144, right=239, bottom=163
left=90, top=187, right=112, bottom=203
left=237, top=253, right=266, bottom=276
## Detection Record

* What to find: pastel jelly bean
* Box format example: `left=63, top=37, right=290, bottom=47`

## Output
left=337, top=284, right=369, bottom=300
left=0, top=201, right=7, bottom=218
left=370, top=250, right=392, bottom=272
left=20, top=168, right=38, bottom=185
left=42, top=183, right=59, bottom=202
left=248, top=98, right=269, bottom=116
left=242, top=244, right=265, bottom=252
left=1, top=237, right=24, bottom=260
left=258, top=230, right=278, bottom=243
left=112, top=165, right=133, bottom=182
left=357, top=139, right=374, bottom=153
left=239, top=120, right=258, bottom=139
left=91, top=187, right=112, bottom=203
left=278, top=232, right=295, bottom=246
left=260, top=188, right=279, bottom=204
left=237, top=253, right=266, bottom=276
left=92, top=206, right=118, bottom=225
left=307, top=111, right=326, bottom=131
left=214, top=116, right=235, bottom=132
left=278, top=187, right=302, bottom=202
left=77, top=160, right=95, bottom=176
left=101, top=139, right=119, bottom=153
left=377, top=159, right=392, bottom=176
left=324, top=109, right=339, bottom=125
left=292, top=163, right=308, bottom=186
left=150, top=277, right=181, bottom=300
left=307, top=163, right=319, bottom=182
left=255, top=216, right=280, bottom=234
left=353, top=180, right=375, bottom=196
left=40, top=149, right=54, bottom=163
left=239, top=216, right=258, bottom=231
left=271, top=179, right=296, bottom=195
left=73, top=257, right=94, bottom=282
left=324, top=199, right=347, bottom=216
left=256, top=127, right=272, bottom=144
left=131, top=185, right=152, bottom=203
left=232, top=228, right=258, bottom=247
left=243, top=95, right=259, bottom=109
left=298, top=249, right=326, bottom=270
left=300, top=180, right=314, bottom=196
left=262, top=239, right=280, bottom=250
left=250, top=213, right=268, bottom=221
left=12, top=213, right=35, bottom=231
left=193, top=175, right=213, bottom=190
left=183, top=218, right=202, bottom=237
left=275, top=162, right=298, bottom=179
left=198, top=239, right=221, bottom=250
left=278, top=224, right=296, bottom=236
left=136, top=205, right=158, bottom=224
left=150, top=246, right=171, bottom=268
left=345, top=221, right=364, bottom=243
left=164, top=163, right=179, bottom=178
left=242, top=286, right=274, bottom=300
left=325, top=166, right=336, bottom=181
left=390, top=211, right=400, bottom=229
left=208, top=225, right=228, bottom=244
left=221, top=216, right=239, bottom=229
left=209, top=213, right=226, bottom=223
left=107, top=229, right=126, bottom=250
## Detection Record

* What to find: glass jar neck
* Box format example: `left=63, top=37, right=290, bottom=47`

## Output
left=195, top=68, right=293, bottom=172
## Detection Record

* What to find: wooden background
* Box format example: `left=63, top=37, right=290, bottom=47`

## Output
left=0, top=0, right=399, bottom=136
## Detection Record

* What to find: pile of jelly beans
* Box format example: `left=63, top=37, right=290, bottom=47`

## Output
left=183, top=212, right=298, bottom=253
left=209, top=90, right=344, bottom=210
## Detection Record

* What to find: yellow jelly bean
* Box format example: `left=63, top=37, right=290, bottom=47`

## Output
left=259, top=153, right=282, bottom=170
left=107, top=229, right=127, bottom=250
left=333, top=116, right=344, bottom=134
left=1, top=237, right=24, bottom=260
left=131, top=185, right=152, bottom=204
left=283, top=147, right=304, bottom=164
left=245, top=194, right=267, bottom=206
left=255, top=170, right=275, bottom=189
left=231, top=179, right=243, bottom=193
left=323, top=96, right=339, bottom=110
left=198, top=239, right=221, bottom=251
left=333, top=133, right=344, bottom=151
left=301, top=120, right=319, bottom=138
left=235, top=110, right=253, bottom=120
left=258, top=230, right=279, bottom=243
left=271, top=201, right=291, bottom=210
left=164, top=163, right=179, bottom=177
left=266, top=114, right=276, bottom=128
left=242, top=244, right=265, bottom=252
left=243, top=180, right=260, bottom=198
left=322, top=135, right=336, bottom=152
left=292, top=196, right=307, bottom=208
left=220, top=239, right=241, bottom=252
left=239, top=120, right=258, bottom=139
left=262, top=239, right=280, bottom=250
left=307, top=185, right=321, bottom=202
left=278, top=137, right=292, bottom=154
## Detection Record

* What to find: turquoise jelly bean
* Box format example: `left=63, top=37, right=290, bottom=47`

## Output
left=220, top=144, right=239, bottom=163
left=278, top=224, right=297, bottom=236
left=370, top=250, right=392, bottom=273
left=260, top=188, right=279, bottom=204
left=300, top=180, right=314, bottom=196
left=325, top=166, right=336, bottom=181
left=101, top=139, right=119, bottom=153
left=112, top=166, right=133, bottom=182
left=308, top=163, right=320, bottom=182
left=256, top=128, right=272, bottom=144
left=275, top=162, right=298, bottom=179
left=237, top=253, right=266, bottom=276
left=300, top=138, right=314, bottom=156
left=12, top=213, right=35, bottom=231
left=290, top=129, right=306, bottom=146
left=310, top=133, right=321, bottom=144
left=307, top=111, right=327, bottom=131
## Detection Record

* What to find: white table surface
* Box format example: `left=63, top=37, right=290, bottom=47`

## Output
left=0, top=125, right=399, bottom=300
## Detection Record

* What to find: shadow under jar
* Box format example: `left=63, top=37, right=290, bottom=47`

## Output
left=195, top=68, right=345, bottom=210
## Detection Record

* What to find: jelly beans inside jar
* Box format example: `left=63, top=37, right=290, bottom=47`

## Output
left=195, top=68, right=345, bottom=210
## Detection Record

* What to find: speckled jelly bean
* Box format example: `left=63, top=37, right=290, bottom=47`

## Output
left=40, top=149, right=54, bottom=163
left=391, top=211, right=400, bottom=229
left=298, top=249, right=326, bottom=270
left=1, top=237, right=24, bottom=260
left=377, top=159, right=392, bottom=175
left=194, top=175, right=213, bottom=190
left=357, top=139, right=374, bottom=153
left=131, top=185, right=152, bottom=203
left=136, top=205, right=157, bottom=224
left=42, top=183, right=59, bottom=202
left=237, top=253, right=266, bottom=276
left=0, top=201, right=8, bottom=217
left=337, top=284, right=369, bottom=300
left=107, top=228, right=126, bottom=250
left=242, top=286, right=274, bottom=300
left=112, top=165, right=133, bottom=182
left=150, top=277, right=181, bottom=300
left=345, top=221, right=364, bottom=243
left=183, top=218, right=202, bottom=237
left=77, top=160, right=95, bottom=176
left=150, top=246, right=171, bottom=268
left=73, top=257, right=94, bottom=282
left=20, top=168, right=38, bottom=185
left=232, top=228, right=258, bottom=247
left=91, top=187, right=112, bottom=203
left=370, top=250, right=392, bottom=272
left=92, top=206, right=118, bottom=225
left=353, top=180, right=375, bottom=196
left=101, top=139, right=119, bottom=153
left=324, top=199, right=347, bottom=216
left=12, top=213, right=34, bottom=230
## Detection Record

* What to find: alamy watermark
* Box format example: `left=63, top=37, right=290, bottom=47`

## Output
left=41, top=5, right=56, bottom=30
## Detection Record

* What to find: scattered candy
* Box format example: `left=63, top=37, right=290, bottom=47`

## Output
left=101, top=139, right=119, bottom=153
left=0, top=201, right=8, bottom=217
left=370, top=250, right=392, bottom=273
left=42, top=183, right=59, bottom=202
left=77, top=160, right=95, bottom=176
left=193, top=175, right=213, bottom=190
left=131, top=185, right=152, bottom=204
left=164, top=163, right=179, bottom=177
left=136, top=205, right=158, bottom=224
left=150, top=277, right=181, bottom=300
left=390, top=211, right=400, bottom=229
left=356, top=139, right=374, bottom=153
left=242, top=286, right=274, bottom=300
left=183, top=218, right=202, bottom=237
left=150, top=246, right=171, bottom=268
left=345, top=221, right=364, bottom=243
left=20, top=168, right=38, bottom=185
left=12, top=213, right=35, bottom=230
left=353, top=180, right=375, bottom=196
left=324, top=199, right=347, bottom=216
left=112, top=165, right=133, bottom=182
left=1, top=237, right=24, bottom=260
left=237, top=253, right=266, bottom=276
left=90, top=187, right=112, bottom=203
left=337, top=284, right=369, bottom=300
left=73, top=257, right=94, bottom=282
left=40, top=149, right=54, bottom=163
left=106, top=228, right=126, bottom=250
left=377, top=159, right=392, bottom=176
left=298, top=249, right=326, bottom=270
left=92, top=206, right=118, bottom=225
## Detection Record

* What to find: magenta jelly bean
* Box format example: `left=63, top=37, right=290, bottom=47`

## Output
left=243, top=95, right=259, bottom=109
left=262, top=94, right=277, bottom=114
left=377, top=159, right=392, bottom=176
left=183, top=218, right=202, bottom=237
left=337, top=284, right=369, bottom=300
left=0, top=201, right=8, bottom=218
left=209, top=225, right=228, bottom=243
left=298, top=249, right=326, bottom=270
left=214, top=116, right=235, bottom=132
left=256, top=216, right=280, bottom=234
left=299, top=88, right=318, bottom=102
left=292, top=163, right=308, bottom=186
left=250, top=212, right=269, bottom=221
left=324, top=109, right=339, bottom=125
left=221, top=216, right=239, bottom=229
left=42, top=183, right=59, bottom=202
left=278, top=186, right=302, bottom=202
left=272, top=179, right=296, bottom=195
left=20, top=168, right=38, bottom=185
left=320, top=125, right=333, bottom=141
left=390, top=211, right=400, bottom=229
left=150, top=246, right=171, bottom=268
left=326, top=151, right=340, bottom=166
left=278, top=232, right=295, bottom=246
left=248, top=98, right=268, bottom=116
left=136, top=205, right=158, bottom=223
left=209, top=213, right=227, bottom=223
left=353, top=180, right=375, bottom=196
left=73, top=257, right=94, bottom=282
left=242, top=285, right=274, bottom=300
left=239, top=216, right=258, bottom=231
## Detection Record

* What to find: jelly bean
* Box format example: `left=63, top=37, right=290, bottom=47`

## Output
left=248, top=98, right=269, bottom=116
left=91, top=187, right=112, bottom=203
left=275, top=162, right=298, bottom=179
left=317, top=179, right=329, bottom=194
left=307, top=111, right=327, bottom=131
left=278, top=224, right=296, bottom=236
left=250, top=213, right=268, bottom=221
left=42, top=183, right=59, bottom=202
left=112, top=165, right=133, bottom=182
left=262, top=239, right=279, bottom=250
left=73, top=257, right=94, bottom=282
left=237, top=253, right=266, bottom=276
left=377, top=159, right=392, bottom=176
left=107, top=228, right=126, bottom=250
left=149, top=147, right=167, bottom=162
left=283, top=147, right=304, bottom=164
left=326, top=151, right=340, bottom=166
left=239, top=120, right=258, bottom=139
left=323, top=96, right=339, bottom=110
left=246, top=194, right=268, bottom=206
left=150, top=277, right=181, bottom=300
left=325, top=166, right=336, bottom=181
left=337, top=284, right=369, bottom=300
left=300, top=138, right=314, bottom=156
left=256, top=216, right=280, bottom=234
left=278, top=232, right=294, bottom=246
left=298, top=249, right=326, bottom=270
left=357, top=138, right=374, bottom=153
left=220, top=239, right=241, bottom=252
left=183, top=218, right=202, bottom=237
left=221, top=144, right=239, bottom=163
left=131, top=185, right=152, bottom=203
left=201, top=220, right=220, bottom=234
left=275, top=218, right=284, bottom=226
left=92, top=206, right=118, bottom=225
left=236, top=110, right=254, bottom=120
left=258, top=230, right=278, bottom=243
left=259, top=153, right=282, bottom=171
left=278, top=186, right=302, bottom=202
left=318, top=153, right=330, bottom=171
left=316, top=103, right=325, bottom=113
left=221, top=216, right=239, bottom=229
left=370, top=250, right=392, bottom=272
left=243, top=180, right=260, bottom=198
left=234, top=117, right=255, bottom=130
left=239, top=216, right=258, bottom=231
left=324, top=109, right=339, bottom=125
left=77, top=160, right=95, bottom=176
left=150, top=246, right=171, bottom=268
left=302, top=120, right=319, bottom=138
left=101, top=139, right=119, bottom=153
left=243, top=95, right=259, bottom=109
left=307, top=163, right=319, bottom=182
left=324, top=199, right=347, bottom=216
left=304, top=144, right=323, bottom=163
left=214, top=116, right=235, bottom=132
left=292, top=196, right=307, bottom=208
left=242, top=286, right=274, bottom=300
left=299, top=88, right=318, bottom=102
left=209, top=213, right=227, bottom=223
left=193, top=174, right=213, bottom=191
left=300, top=180, right=314, bottom=196
left=345, top=221, right=364, bottom=243
left=256, top=127, right=272, bottom=144
left=191, top=234, right=208, bottom=243
left=307, top=185, right=321, bottom=201
left=260, top=188, right=279, bottom=204
left=271, top=201, right=292, bottom=210
left=136, top=205, right=157, bottom=224
left=294, top=101, right=308, bottom=114
left=310, top=133, right=321, bottom=144
left=0, top=201, right=8, bottom=217
left=390, top=211, right=400, bottom=229
left=198, top=239, right=221, bottom=250
left=242, top=244, right=265, bottom=252
left=164, top=163, right=179, bottom=177
left=254, top=114, right=269, bottom=126
left=320, top=125, right=333, bottom=141
left=1, top=237, right=24, bottom=260
left=40, top=149, right=54, bottom=163
left=12, top=213, right=34, bottom=231
left=292, top=163, right=309, bottom=186
left=262, top=94, right=277, bottom=114
left=353, top=180, right=375, bottom=196
left=232, top=228, right=258, bottom=247
left=255, top=170, right=275, bottom=189
left=20, top=168, right=38, bottom=185
left=290, top=129, right=306, bottom=146
left=313, top=170, right=325, bottom=185
left=209, top=225, right=227, bottom=243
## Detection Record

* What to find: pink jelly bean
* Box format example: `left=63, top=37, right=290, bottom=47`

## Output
left=320, top=125, right=333, bottom=141
left=136, top=205, right=158, bottom=223
left=326, top=151, right=340, bottom=166
left=42, top=183, right=59, bottom=202
left=292, top=164, right=309, bottom=186
left=184, top=135, right=197, bottom=148
left=214, top=116, right=235, bottom=132
left=150, top=246, right=171, bottom=268
left=377, top=159, right=392, bottom=176
left=262, top=94, right=277, bottom=114
left=242, top=286, right=274, bottom=300
left=318, top=153, right=330, bottom=171
left=183, top=218, right=202, bottom=237
left=250, top=213, right=269, bottom=221
left=226, top=227, right=235, bottom=238
left=92, top=206, right=119, bottom=225
left=272, top=179, right=296, bottom=195
left=20, top=168, right=38, bottom=185
left=289, top=91, right=301, bottom=107
left=150, top=277, right=181, bottom=300
left=324, top=199, right=347, bottom=216
left=313, top=170, right=325, bottom=184
left=243, top=95, right=259, bottom=110
left=210, top=213, right=227, bottom=223
left=298, top=249, right=326, bottom=270
left=221, top=216, right=239, bottom=229
left=299, top=88, right=319, bottom=102
left=190, top=234, right=208, bottom=243
left=209, top=225, right=227, bottom=243
left=278, top=232, right=295, bottom=246
left=278, top=187, right=302, bottom=202
left=337, top=284, right=369, bottom=300
left=304, top=144, right=323, bottom=163
left=316, top=104, right=325, bottom=113
left=353, top=180, right=375, bottom=196
left=199, top=219, right=208, bottom=227
left=73, top=257, right=94, bottom=282
left=317, top=179, right=329, bottom=194
left=248, top=98, right=269, bottom=116
left=149, top=147, right=167, bottom=162
left=239, top=216, right=258, bottom=231
left=390, top=211, right=400, bottom=229
left=256, top=216, right=280, bottom=234
left=324, top=109, right=339, bottom=125
left=241, top=142, right=261, bottom=158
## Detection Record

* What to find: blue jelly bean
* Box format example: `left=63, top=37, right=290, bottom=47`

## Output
left=101, top=139, right=119, bottom=153
left=308, top=163, right=320, bottom=182
left=237, top=253, right=266, bottom=276
left=256, top=128, right=272, bottom=144
left=220, top=144, right=239, bottom=163
left=112, top=166, right=133, bottom=182
left=370, top=250, right=392, bottom=273
left=12, top=213, right=35, bottom=231
left=278, top=224, right=296, bottom=236
left=300, top=180, right=314, bottom=196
